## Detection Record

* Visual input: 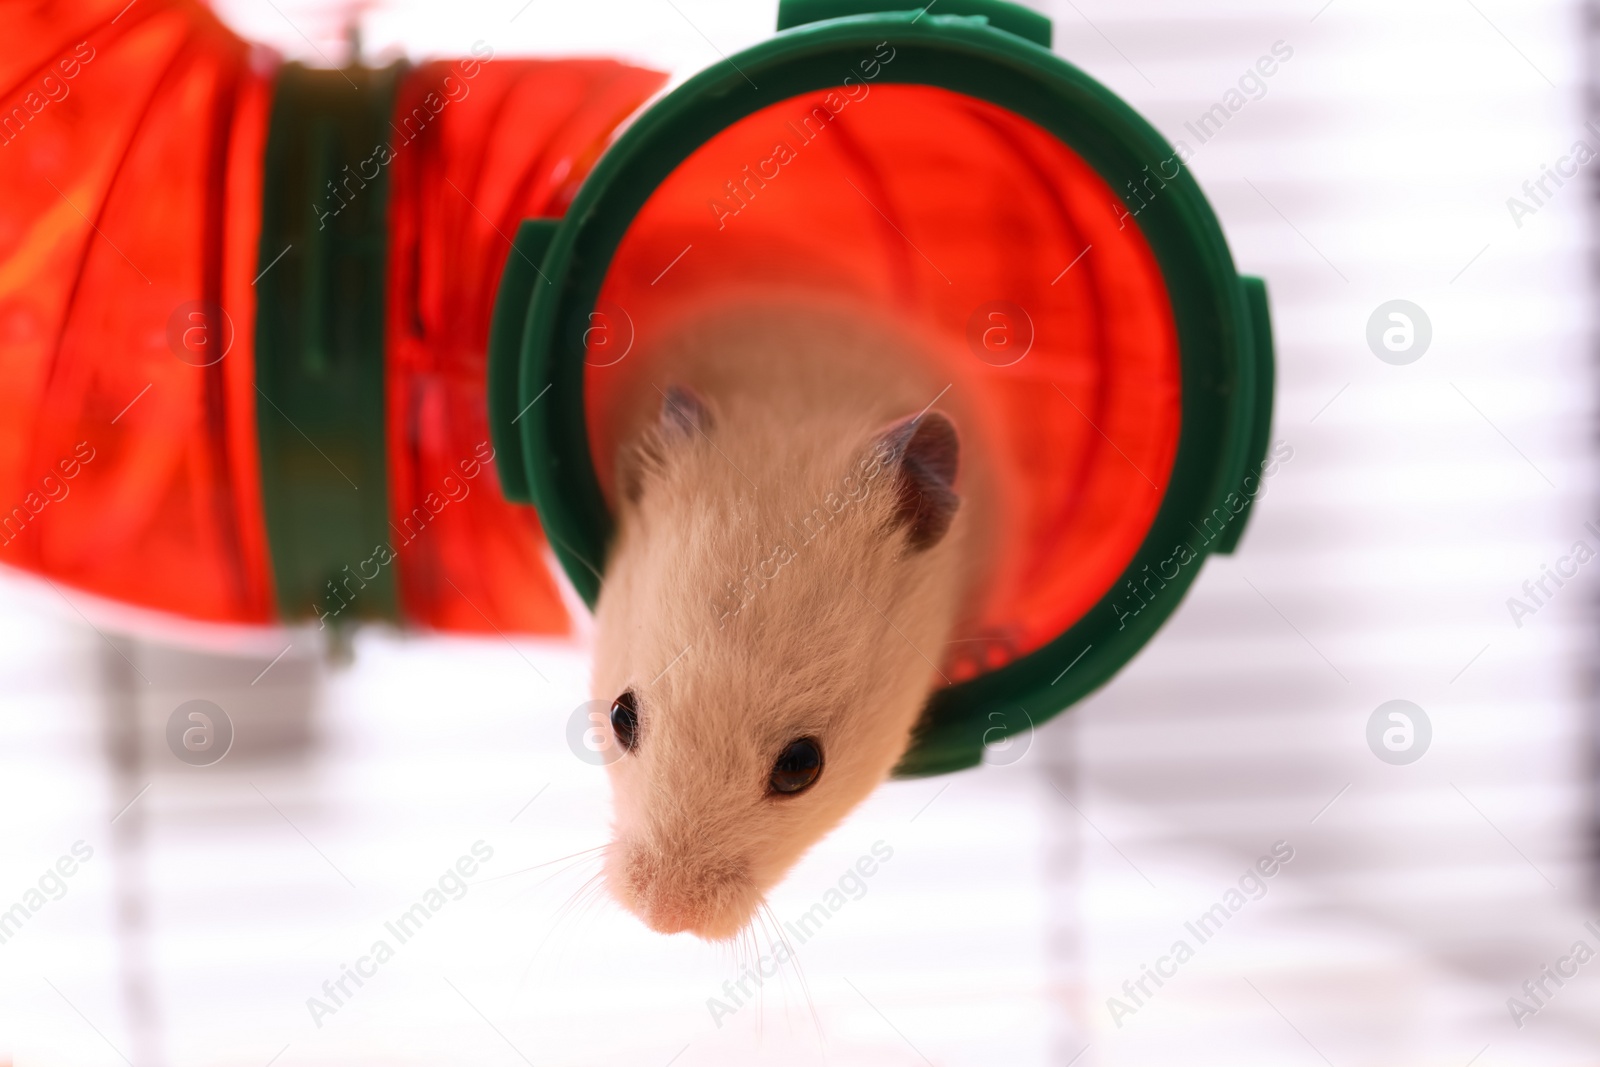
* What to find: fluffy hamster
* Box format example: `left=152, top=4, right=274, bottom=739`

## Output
left=591, top=301, right=991, bottom=940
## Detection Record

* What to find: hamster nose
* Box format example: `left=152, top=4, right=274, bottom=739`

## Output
left=636, top=898, right=700, bottom=936
left=609, top=842, right=757, bottom=940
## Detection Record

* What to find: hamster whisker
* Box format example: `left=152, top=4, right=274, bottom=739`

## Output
left=493, top=848, right=607, bottom=914
left=743, top=913, right=767, bottom=1041
left=476, top=842, right=610, bottom=886
left=534, top=871, right=614, bottom=990
left=760, top=899, right=826, bottom=1050
left=516, top=866, right=610, bottom=989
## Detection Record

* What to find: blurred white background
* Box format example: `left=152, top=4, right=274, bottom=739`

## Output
left=2, top=0, right=1597, bottom=1064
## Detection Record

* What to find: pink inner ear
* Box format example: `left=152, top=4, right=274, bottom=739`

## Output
left=887, top=412, right=960, bottom=550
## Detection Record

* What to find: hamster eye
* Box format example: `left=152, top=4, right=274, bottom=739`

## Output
left=611, top=690, right=640, bottom=752
left=769, top=737, right=823, bottom=795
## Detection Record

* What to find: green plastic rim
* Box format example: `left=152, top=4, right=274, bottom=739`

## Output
left=257, top=62, right=405, bottom=627
left=489, top=1, right=1275, bottom=777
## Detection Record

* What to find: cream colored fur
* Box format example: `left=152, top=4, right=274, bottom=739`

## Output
left=592, top=301, right=983, bottom=940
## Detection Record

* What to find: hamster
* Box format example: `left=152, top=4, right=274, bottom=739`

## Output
left=590, top=300, right=993, bottom=940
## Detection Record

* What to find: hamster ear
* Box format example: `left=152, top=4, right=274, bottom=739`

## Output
left=874, top=412, right=960, bottom=550
left=620, top=385, right=713, bottom=504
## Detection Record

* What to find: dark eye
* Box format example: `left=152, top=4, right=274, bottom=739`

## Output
left=769, top=737, right=823, bottom=795
left=611, top=690, right=639, bottom=752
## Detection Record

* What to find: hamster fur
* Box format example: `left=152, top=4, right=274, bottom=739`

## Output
left=591, top=299, right=994, bottom=940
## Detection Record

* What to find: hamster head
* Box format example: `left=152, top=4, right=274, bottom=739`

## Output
left=592, top=385, right=965, bottom=940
